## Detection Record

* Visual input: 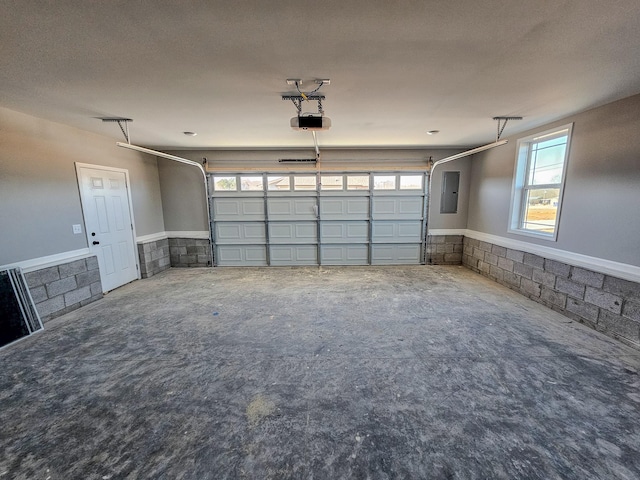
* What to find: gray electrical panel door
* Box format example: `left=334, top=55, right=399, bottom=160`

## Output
left=440, top=171, right=460, bottom=214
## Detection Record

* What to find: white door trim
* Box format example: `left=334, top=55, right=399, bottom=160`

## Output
left=74, top=163, right=141, bottom=290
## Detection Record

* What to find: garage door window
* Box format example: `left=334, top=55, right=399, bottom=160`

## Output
left=347, top=175, right=369, bottom=190
left=294, top=176, right=317, bottom=191
left=214, top=176, right=237, bottom=191
left=374, top=175, right=396, bottom=190
left=240, top=176, right=263, bottom=191
left=268, top=176, right=290, bottom=190
left=321, top=175, right=343, bottom=190
left=400, top=175, right=423, bottom=190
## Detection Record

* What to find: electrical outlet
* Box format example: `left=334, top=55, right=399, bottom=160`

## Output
left=72, top=224, right=82, bottom=234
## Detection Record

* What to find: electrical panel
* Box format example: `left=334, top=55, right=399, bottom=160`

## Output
left=440, top=171, right=460, bottom=214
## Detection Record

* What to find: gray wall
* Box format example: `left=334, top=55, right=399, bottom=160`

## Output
left=0, top=107, right=165, bottom=265
left=159, top=148, right=466, bottom=233
left=157, top=158, right=208, bottom=232
left=467, top=94, right=640, bottom=267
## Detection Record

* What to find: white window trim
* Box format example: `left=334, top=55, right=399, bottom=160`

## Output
left=508, top=123, right=573, bottom=241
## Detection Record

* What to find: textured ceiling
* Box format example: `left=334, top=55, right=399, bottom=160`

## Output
left=2, top=1, right=640, bottom=150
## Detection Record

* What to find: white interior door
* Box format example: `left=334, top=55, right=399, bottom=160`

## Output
left=77, top=165, right=139, bottom=292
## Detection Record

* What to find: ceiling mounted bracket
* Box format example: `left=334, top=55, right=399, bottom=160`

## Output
left=282, top=78, right=329, bottom=117
left=101, top=117, right=133, bottom=143
left=282, top=95, right=326, bottom=116
left=493, top=116, right=523, bottom=141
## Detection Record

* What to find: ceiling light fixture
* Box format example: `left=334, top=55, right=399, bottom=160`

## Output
left=183, top=131, right=197, bottom=136
left=427, top=130, right=440, bottom=135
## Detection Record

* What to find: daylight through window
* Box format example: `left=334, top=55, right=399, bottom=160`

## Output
left=509, top=124, right=572, bottom=240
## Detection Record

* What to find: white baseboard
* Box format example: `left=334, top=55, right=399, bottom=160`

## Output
left=0, top=248, right=92, bottom=274
left=166, top=230, right=210, bottom=240
left=462, top=229, right=640, bottom=283
left=136, top=231, right=210, bottom=243
left=428, top=229, right=467, bottom=236
left=135, top=232, right=168, bottom=243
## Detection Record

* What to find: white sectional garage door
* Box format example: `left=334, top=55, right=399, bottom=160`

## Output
left=209, top=172, right=427, bottom=266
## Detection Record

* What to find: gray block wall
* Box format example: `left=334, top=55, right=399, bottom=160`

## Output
left=462, top=237, right=640, bottom=349
left=426, top=235, right=463, bottom=265
left=24, top=256, right=102, bottom=322
left=169, top=238, right=212, bottom=267
left=137, top=238, right=170, bottom=278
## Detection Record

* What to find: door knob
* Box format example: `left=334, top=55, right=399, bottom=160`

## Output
left=92, top=241, right=100, bottom=245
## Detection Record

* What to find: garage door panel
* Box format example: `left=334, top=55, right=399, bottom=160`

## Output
left=371, top=244, right=421, bottom=264
left=321, top=245, right=368, bottom=265
left=372, top=197, right=423, bottom=219
left=270, top=245, right=318, bottom=265
left=215, top=222, right=266, bottom=244
left=209, top=172, right=425, bottom=267
left=320, top=197, right=369, bottom=219
left=216, top=245, right=267, bottom=266
left=213, top=198, right=265, bottom=221
left=372, top=221, right=422, bottom=243
left=268, top=198, right=317, bottom=220
left=320, top=222, right=368, bottom=243
left=269, top=222, right=317, bottom=244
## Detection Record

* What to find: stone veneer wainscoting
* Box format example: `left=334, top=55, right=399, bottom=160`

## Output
left=24, top=256, right=103, bottom=322
left=426, top=235, right=463, bottom=265
left=137, top=238, right=170, bottom=278
left=168, top=238, right=212, bottom=268
left=462, top=237, right=640, bottom=349
left=136, top=236, right=212, bottom=275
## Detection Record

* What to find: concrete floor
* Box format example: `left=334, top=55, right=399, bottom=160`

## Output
left=1, top=266, right=639, bottom=479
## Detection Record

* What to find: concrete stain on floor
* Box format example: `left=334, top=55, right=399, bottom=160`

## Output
left=0, top=265, right=639, bottom=479
left=246, top=395, right=277, bottom=427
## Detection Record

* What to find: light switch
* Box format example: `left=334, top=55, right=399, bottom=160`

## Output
left=72, top=224, right=83, bottom=234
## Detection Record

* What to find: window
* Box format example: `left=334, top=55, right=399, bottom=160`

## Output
left=240, top=176, right=263, bottom=191
left=213, top=176, right=236, bottom=191
left=509, top=124, right=572, bottom=240
left=320, top=175, right=343, bottom=190
left=373, top=175, right=396, bottom=190
left=268, top=176, right=290, bottom=191
left=294, top=176, right=316, bottom=191
left=399, top=175, right=422, bottom=190
left=347, top=175, right=369, bottom=190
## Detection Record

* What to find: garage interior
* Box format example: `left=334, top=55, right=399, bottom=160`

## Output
left=1, top=1, right=640, bottom=479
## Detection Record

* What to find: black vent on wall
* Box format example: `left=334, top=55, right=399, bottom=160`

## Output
left=0, top=268, right=43, bottom=349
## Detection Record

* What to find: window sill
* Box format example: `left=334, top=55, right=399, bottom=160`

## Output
left=507, top=228, right=558, bottom=242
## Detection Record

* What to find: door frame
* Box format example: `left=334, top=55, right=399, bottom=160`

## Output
left=75, top=163, right=141, bottom=291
